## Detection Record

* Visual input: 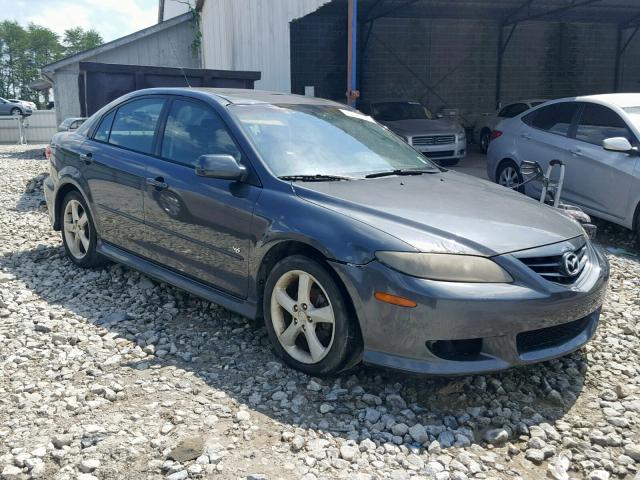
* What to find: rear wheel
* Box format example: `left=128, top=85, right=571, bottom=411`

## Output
left=263, top=255, right=361, bottom=376
left=497, top=160, right=523, bottom=193
left=60, top=191, right=104, bottom=268
left=480, top=129, right=491, bottom=154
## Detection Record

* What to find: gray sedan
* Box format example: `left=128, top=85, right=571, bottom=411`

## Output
left=44, top=88, right=608, bottom=376
left=0, top=97, right=32, bottom=116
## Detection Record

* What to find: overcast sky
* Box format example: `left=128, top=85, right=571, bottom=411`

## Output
left=0, top=0, right=159, bottom=42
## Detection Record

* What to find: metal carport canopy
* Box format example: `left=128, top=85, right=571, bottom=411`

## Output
left=332, top=0, right=640, bottom=105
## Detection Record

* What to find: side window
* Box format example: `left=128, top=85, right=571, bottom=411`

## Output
left=499, top=103, right=529, bottom=118
left=94, top=110, right=115, bottom=142
left=108, top=98, right=165, bottom=154
left=575, top=103, right=634, bottom=147
left=529, top=103, right=578, bottom=136
left=161, top=99, right=241, bottom=166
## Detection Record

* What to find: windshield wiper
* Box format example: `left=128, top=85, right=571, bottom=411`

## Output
left=279, top=174, right=354, bottom=182
left=365, top=169, right=438, bottom=179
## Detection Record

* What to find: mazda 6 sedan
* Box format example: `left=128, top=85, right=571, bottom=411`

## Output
left=44, top=88, right=609, bottom=376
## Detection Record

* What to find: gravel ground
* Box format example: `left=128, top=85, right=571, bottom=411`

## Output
left=0, top=144, right=638, bottom=480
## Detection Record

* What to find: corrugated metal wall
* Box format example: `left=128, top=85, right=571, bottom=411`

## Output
left=200, top=0, right=331, bottom=92
left=0, top=111, right=57, bottom=144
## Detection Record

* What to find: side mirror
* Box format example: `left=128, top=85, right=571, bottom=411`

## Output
left=602, top=137, right=637, bottom=155
left=195, top=154, right=247, bottom=181
left=520, top=160, right=543, bottom=177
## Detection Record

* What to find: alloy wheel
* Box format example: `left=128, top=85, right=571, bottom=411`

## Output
left=270, top=270, right=335, bottom=364
left=63, top=199, right=91, bottom=259
left=498, top=166, right=520, bottom=189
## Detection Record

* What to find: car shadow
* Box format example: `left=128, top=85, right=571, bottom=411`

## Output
left=0, top=242, right=591, bottom=454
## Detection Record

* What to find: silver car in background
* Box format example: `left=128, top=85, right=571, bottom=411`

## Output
left=0, top=97, right=32, bottom=116
left=487, top=94, right=640, bottom=234
left=474, top=99, right=547, bottom=153
left=359, top=100, right=466, bottom=166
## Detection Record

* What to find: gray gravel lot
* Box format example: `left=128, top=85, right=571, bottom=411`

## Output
left=0, top=144, right=638, bottom=480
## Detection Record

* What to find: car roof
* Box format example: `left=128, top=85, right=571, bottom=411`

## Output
left=503, top=99, right=548, bottom=106
left=574, top=93, right=640, bottom=108
left=129, top=87, right=345, bottom=108
left=540, top=93, right=640, bottom=109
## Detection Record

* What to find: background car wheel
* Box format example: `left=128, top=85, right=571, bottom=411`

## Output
left=263, top=255, right=361, bottom=376
left=497, top=160, right=524, bottom=193
left=438, top=158, right=460, bottom=167
left=480, top=129, right=491, bottom=154
left=10, top=108, right=21, bottom=116
left=60, top=191, right=105, bottom=268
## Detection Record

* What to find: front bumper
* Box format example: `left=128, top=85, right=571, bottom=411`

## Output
left=410, top=136, right=467, bottom=161
left=332, top=240, right=609, bottom=375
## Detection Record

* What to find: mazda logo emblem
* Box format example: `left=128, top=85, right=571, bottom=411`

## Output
left=562, top=252, right=580, bottom=277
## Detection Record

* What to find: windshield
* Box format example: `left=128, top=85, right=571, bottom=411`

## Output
left=230, top=104, right=438, bottom=178
left=372, top=102, right=434, bottom=122
left=624, top=107, right=640, bottom=130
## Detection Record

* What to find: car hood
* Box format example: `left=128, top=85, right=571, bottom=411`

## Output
left=382, top=118, right=460, bottom=135
left=293, top=171, right=584, bottom=256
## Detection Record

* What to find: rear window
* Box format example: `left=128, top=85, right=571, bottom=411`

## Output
left=108, top=98, right=165, bottom=154
left=523, top=103, right=578, bottom=136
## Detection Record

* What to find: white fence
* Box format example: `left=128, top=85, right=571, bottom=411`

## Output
left=0, top=110, right=58, bottom=144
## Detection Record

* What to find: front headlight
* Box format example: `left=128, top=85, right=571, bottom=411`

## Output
left=375, top=252, right=513, bottom=283
left=457, top=129, right=466, bottom=140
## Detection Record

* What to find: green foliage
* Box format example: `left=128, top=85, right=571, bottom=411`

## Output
left=0, top=22, right=103, bottom=107
left=63, top=27, right=103, bottom=56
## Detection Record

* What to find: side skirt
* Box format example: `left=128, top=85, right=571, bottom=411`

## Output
left=97, top=240, right=258, bottom=319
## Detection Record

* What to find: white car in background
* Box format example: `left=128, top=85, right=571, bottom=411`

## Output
left=9, top=99, right=37, bottom=110
left=487, top=93, right=640, bottom=234
left=475, top=99, right=547, bottom=153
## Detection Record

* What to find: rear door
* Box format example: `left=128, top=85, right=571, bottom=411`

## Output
left=564, top=102, right=639, bottom=221
left=142, top=97, right=261, bottom=298
left=518, top=102, right=580, bottom=198
left=82, top=96, right=166, bottom=255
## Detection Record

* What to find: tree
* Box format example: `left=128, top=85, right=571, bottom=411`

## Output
left=0, top=21, right=29, bottom=98
left=0, top=22, right=64, bottom=106
left=63, top=27, right=103, bottom=56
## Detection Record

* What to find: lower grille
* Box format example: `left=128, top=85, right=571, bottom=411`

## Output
left=518, top=243, right=588, bottom=284
left=422, top=150, right=455, bottom=158
left=516, top=316, right=591, bottom=354
left=412, top=135, right=455, bottom=146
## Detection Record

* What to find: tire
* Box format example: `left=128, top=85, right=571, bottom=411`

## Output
left=10, top=108, right=21, bottom=116
left=480, top=129, right=491, bottom=154
left=263, top=255, right=361, bottom=376
left=496, top=160, right=524, bottom=193
left=60, top=191, right=105, bottom=268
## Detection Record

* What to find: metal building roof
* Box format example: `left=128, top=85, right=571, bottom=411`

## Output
left=315, top=0, right=640, bottom=26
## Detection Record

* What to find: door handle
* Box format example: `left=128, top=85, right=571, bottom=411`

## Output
left=520, top=133, right=531, bottom=140
left=80, top=152, right=93, bottom=164
left=146, top=177, right=168, bottom=190
left=571, top=149, right=584, bottom=157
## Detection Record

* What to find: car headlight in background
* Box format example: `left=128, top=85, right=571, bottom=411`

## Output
left=375, top=252, right=513, bottom=283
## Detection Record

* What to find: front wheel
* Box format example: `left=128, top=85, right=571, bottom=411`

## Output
left=263, top=255, right=361, bottom=376
left=497, top=160, right=524, bottom=193
left=10, top=108, right=21, bottom=116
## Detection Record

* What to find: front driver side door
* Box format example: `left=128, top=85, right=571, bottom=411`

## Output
left=563, top=102, right=639, bottom=222
left=143, top=97, right=261, bottom=298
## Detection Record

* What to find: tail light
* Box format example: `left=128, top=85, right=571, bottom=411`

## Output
left=490, top=130, right=503, bottom=141
left=44, top=145, right=52, bottom=160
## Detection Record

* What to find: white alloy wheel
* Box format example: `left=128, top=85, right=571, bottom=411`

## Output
left=270, top=270, right=336, bottom=364
left=63, top=199, right=91, bottom=259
